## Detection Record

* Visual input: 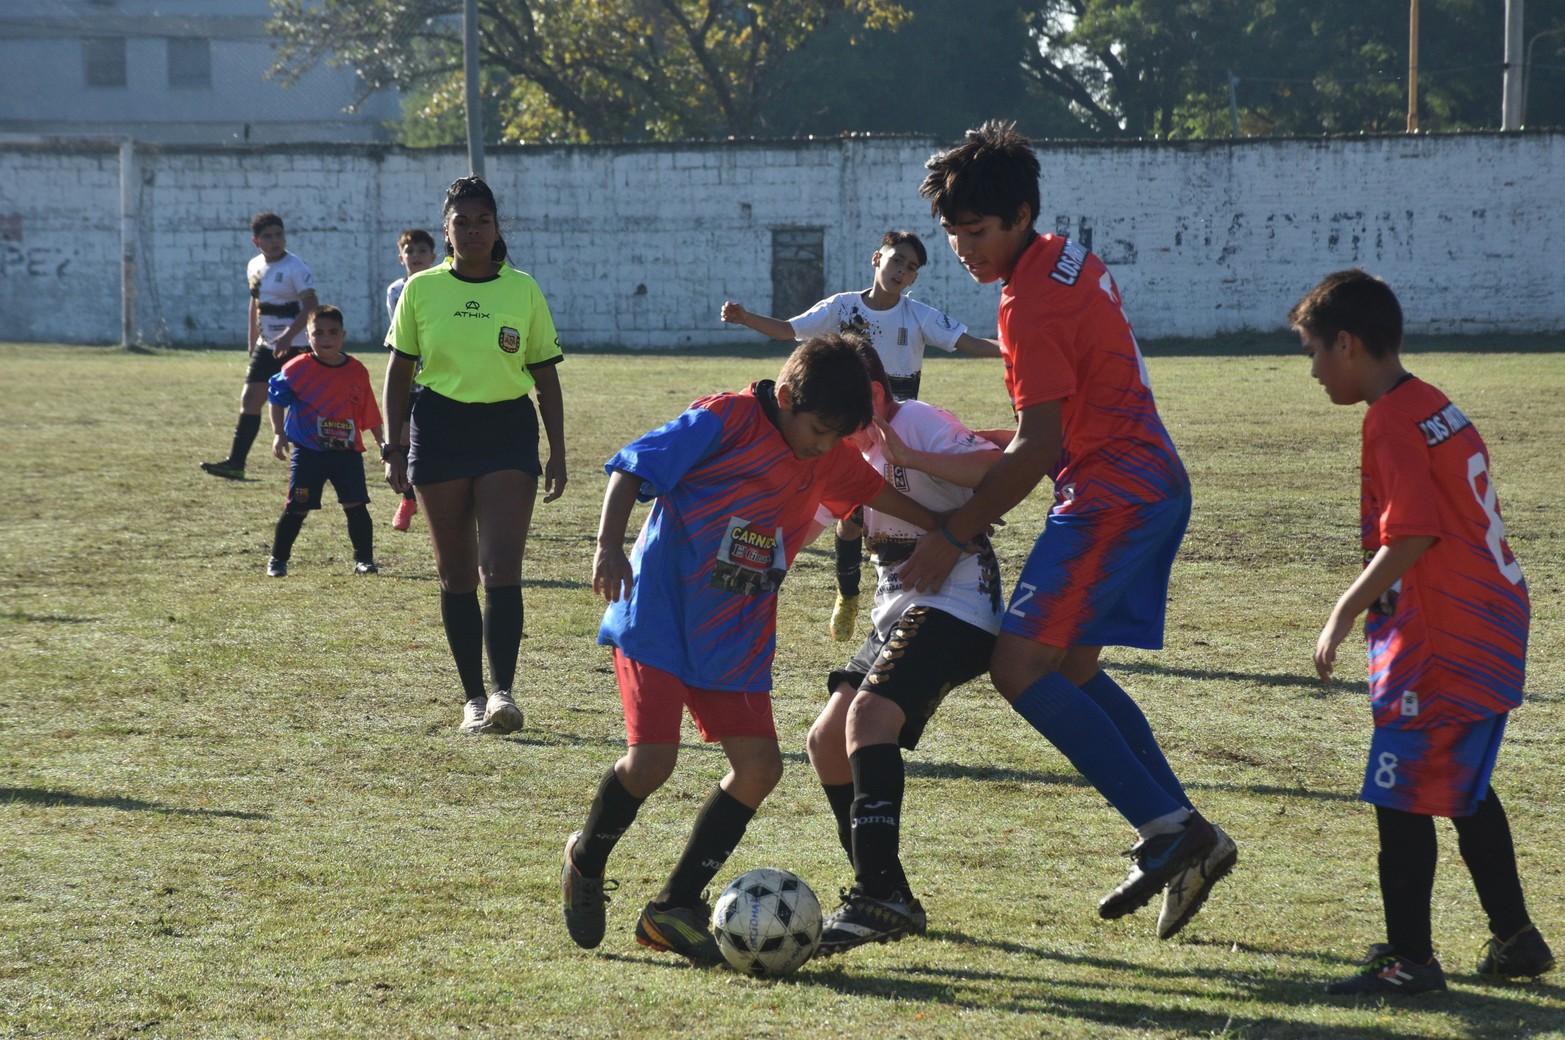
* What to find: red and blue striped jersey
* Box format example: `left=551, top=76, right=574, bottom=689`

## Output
left=267, top=354, right=382, bottom=452
left=998, top=234, right=1188, bottom=511
left=1361, top=376, right=1529, bottom=729
left=598, top=382, right=885, bottom=692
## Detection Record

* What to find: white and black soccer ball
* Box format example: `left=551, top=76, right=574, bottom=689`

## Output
left=710, top=867, right=822, bottom=977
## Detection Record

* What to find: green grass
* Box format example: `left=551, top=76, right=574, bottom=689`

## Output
left=2, top=340, right=1562, bottom=1039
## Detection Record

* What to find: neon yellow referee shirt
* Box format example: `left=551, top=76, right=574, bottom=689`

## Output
left=388, top=262, right=562, bottom=403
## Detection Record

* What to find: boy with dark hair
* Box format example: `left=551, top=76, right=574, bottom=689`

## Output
left=901, top=120, right=1235, bottom=940
left=560, top=334, right=946, bottom=966
left=1292, top=268, right=1553, bottom=994
left=202, top=211, right=318, bottom=481
left=266, top=306, right=384, bottom=577
left=805, top=340, right=1005, bottom=954
left=384, top=228, right=437, bottom=532
left=722, top=230, right=1000, bottom=643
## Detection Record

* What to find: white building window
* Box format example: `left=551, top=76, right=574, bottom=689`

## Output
left=84, top=37, right=127, bottom=88
left=168, top=38, right=212, bottom=89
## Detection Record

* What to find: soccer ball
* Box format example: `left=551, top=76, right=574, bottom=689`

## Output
left=710, top=867, right=823, bottom=977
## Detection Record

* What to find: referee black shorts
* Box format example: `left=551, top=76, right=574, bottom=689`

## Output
left=408, top=387, right=542, bottom=485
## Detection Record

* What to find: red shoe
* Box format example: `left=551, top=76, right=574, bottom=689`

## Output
left=392, top=496, right=418, bottom=531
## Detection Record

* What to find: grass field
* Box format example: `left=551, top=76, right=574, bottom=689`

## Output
left=2, top=338, right=1562, bottom=1039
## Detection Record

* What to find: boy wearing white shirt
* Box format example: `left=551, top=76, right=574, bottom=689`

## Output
left=804, top=341, right=1005, bottom=956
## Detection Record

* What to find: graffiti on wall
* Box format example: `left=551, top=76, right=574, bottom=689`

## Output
left=0, top=214, right=71, bottom=278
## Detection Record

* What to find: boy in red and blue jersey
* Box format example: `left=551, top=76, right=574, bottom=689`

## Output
left=559, top=335, right=945, bottom=966
left=1295, top=269, right=1553, bottom=995
left=265, top=305, right=384, bottom=577
left=902, top=121, right=1234, bottom=940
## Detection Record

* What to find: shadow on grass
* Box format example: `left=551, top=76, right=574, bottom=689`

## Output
left=802, top=933, right=1565, bottom=1034
left=0, top=786, right=269, bottom=820
left=1111, top=657, right=1364, bottom=694
left=1, top=611, right=98, bottom=624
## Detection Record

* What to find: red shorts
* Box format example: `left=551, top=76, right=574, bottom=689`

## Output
left=614, top=650, right=778, bottom=745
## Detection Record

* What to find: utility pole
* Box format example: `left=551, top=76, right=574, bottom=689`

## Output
left=1407, top=0, right=1420, bottom=132
left=1226, top=70, right=1241, bottom=137
left=464, top=0, right=485, bottom=177
left=1503, top=0, right=1525, bottom=130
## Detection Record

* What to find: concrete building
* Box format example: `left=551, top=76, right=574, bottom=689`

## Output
left=0, top=0, right=398, bottom=145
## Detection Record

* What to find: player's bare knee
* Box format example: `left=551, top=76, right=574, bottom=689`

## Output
left=618, top=746, right=676, bottom=797
left=990, top=639, right=1066, bottom=702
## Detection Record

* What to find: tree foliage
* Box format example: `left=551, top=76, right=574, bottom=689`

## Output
left=268, top=0, right=909, bottom=143
left=1021, top=0, right=1565, bottom=138
left=270, top=0, right=1565, bottom=143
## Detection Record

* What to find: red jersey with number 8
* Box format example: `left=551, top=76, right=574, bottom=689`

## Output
left=1360, top=376, right=1529, bottom=729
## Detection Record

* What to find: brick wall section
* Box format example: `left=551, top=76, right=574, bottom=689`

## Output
left=0, top=133, right=1559, bottom=347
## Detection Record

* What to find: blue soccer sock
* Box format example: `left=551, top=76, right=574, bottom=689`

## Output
left=1010, top=672, right=1183, bottom=829
left=1079, top=670, right=1192, bottom=811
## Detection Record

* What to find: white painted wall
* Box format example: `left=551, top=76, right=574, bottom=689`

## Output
left=0, top=133, right=1560, bottom=348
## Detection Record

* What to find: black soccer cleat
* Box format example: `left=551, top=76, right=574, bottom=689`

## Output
left=1478, top=926, right=1555, bottom=981
left=1327, top=948, right=1447, bottom=995
left=1099, top=812, right=1218, bottom=920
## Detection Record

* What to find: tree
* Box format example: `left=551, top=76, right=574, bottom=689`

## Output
left=1018, top=0, right=1565, bottom=138
left=757, top=0, right=1082, bottom=141
left=267, top=0, right=910, bottom=143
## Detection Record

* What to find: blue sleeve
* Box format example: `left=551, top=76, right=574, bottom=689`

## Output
left=267, top=370, right=297, bottom=407
left=605, top=407, right=724, bottom=501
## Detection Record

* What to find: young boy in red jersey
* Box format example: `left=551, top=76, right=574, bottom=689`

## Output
left=722, top=230, right=1000, bottom=644
left=1293, top=269, right=1553, bottom=994
left=901, top=121, right=1234, bottom=940
left=559, top=335, right=947, bottom=966
left=265, top=306, right=385, bottom=577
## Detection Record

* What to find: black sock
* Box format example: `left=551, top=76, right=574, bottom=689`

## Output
left=1376, top=805, right=1437, bottom=963
left=344, top=503, right=374, bottom=562
left=574, top=769, right=645, bottom=878
left=484, top=585, right=524, bottom=693
left=1453, top=789, right=1533, bottom=939
left=439, top=589, right=486, bottom=702
left=229, top=412, right=262, bottom=467
left=403, top=488, right=416, bottom=502
left=655, top=787, right=755, bottom=910
left=822, top=781, right=855, bottom=869
left=270, top=510, right=306, bottom=561
left=850, top=743, right=907, bottom=900
left=835, top=533, right=862, bottom=598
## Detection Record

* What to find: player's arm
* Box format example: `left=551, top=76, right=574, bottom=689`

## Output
left=720, top=301, right=795, bottom=341
left=269, top=402, right=289, bottom=460
left=862, top=483, right=941, bottom=534
left=594, top=468, right=642, bottom=603
left=873, top=416, right=1002, bottom=489
left=1314, top=535, right=1437, bottom=683
left=531, top=362, right=567, bottom=503
left=952, top=331, right=1002, bottom=358
left=271, top=289, right=319, bottom=357
left=248, top=297, right=260, bottom=356
left=899, top=399, right=1063, bottom=592
left=382, top=351, right=417, bottom=493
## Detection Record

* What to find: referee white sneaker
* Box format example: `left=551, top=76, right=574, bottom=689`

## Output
left=484, top=690, right=524, bottom=733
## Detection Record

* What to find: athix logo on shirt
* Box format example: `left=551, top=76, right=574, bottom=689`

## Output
left=453, top=300, right=491, bottom=318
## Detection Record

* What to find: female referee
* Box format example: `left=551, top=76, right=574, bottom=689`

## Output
left=383, top=175, right=567, bottom=734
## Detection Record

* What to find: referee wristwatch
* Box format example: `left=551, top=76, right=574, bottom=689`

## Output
left=380, top=442, right=408, bottom=462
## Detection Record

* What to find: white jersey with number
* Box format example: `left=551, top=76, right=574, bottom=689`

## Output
left=789, top=292, right=966, bottom=381
left=862, top=399, right=1003, bottom=636
left=247, top=250, right=316, bottom=350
